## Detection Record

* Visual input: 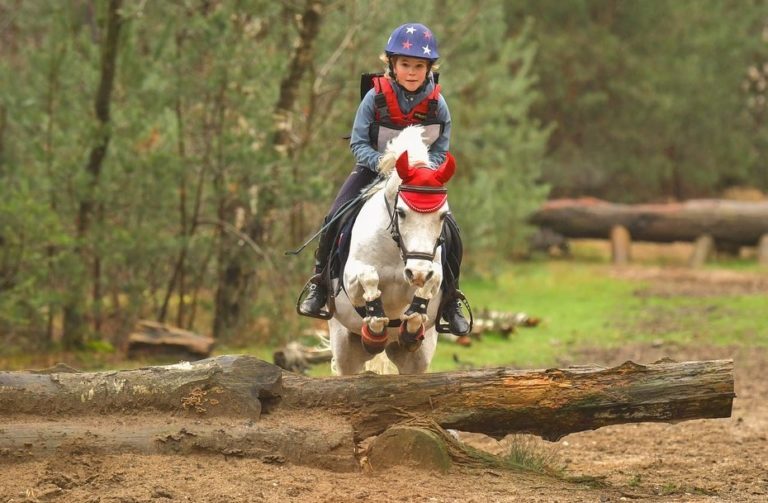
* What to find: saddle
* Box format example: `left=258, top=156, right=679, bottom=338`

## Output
left=327, top=199, right=365, bottom=291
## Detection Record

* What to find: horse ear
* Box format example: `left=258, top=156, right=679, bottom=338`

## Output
left=434, top=152, right=456, bottom=184
left=395, top=151, right=411, bottom=180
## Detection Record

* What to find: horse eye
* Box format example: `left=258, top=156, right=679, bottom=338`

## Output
left=396, top=208, right=406, bottom=219
left=439, top=212, right=448, bottom=220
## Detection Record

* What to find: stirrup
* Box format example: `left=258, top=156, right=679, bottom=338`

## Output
left=296, top=275, right=333, bottom=320
left=436, top=290, right=473, bottom=334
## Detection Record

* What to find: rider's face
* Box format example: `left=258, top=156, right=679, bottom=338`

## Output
left=392, top=57, right=429, bottom=92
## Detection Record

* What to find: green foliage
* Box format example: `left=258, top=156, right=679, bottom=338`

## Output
left=513, top=0, right=768, bottom=200
left=448, top=12, right=551, bottom=255
left=0, top=0, right=548, bottom=346
left=14, top=1, right=765, bottom=352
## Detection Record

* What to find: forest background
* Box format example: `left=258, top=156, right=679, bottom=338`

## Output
left=1, top=0, right=766, bottom=354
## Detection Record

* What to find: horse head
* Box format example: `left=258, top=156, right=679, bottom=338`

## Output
left=391, top=150, right=456, bottom=287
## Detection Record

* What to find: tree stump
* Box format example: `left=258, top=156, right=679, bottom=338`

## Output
left=367, top=425, right=453, bottom=472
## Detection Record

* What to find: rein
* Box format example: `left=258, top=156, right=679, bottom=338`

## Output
left=384, top=184, right=447, bottom=264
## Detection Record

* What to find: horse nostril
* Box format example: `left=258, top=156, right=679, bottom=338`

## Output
left=405, top=269, right=414, bottom=280
left=425, top=271, right=434, bottom=282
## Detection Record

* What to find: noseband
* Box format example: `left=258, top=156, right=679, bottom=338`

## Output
left=385, top=184, right=447, bottom=264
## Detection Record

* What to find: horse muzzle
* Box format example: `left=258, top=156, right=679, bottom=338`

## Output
left=404, top=260, right=435, bottom=287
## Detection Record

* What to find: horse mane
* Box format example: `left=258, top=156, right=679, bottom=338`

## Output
left=363, top=125, right=431, bottom=200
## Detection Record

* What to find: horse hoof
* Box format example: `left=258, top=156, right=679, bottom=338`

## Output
left=398, top=324, right=425, bottom=353
left=361, top=324, right=388, bottom=354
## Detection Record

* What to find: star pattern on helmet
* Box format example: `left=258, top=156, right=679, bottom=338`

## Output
left=402, top=40, right=412, bottom=49
left=422, top=45, right=431, bottom=56
left=406, top=26, right=416, bottom=34
left=423, top=30, right=432, bottom=39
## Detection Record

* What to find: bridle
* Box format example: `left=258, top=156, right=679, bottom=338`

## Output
left=384, top=184, right=447, bottom=264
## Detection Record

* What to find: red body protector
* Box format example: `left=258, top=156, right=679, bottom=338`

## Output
left=369, top=76, right=444, bottom=153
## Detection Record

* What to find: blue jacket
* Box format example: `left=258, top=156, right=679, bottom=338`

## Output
left=349, top=74, right=451, bottom=172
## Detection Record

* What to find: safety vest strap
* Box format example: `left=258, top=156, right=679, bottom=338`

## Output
left=372, top=76, right=441, bottom=126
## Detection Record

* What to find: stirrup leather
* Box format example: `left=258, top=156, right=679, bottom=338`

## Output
left=436, top=289, right=473, bottom=334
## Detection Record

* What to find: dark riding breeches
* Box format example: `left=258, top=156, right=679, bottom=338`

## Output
left=329, top=165, right=379, bottom=215
left=312, top=165, right=378, bottom=275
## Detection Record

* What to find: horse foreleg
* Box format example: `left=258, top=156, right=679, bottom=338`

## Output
left=345, top=261, right=389, bottom=353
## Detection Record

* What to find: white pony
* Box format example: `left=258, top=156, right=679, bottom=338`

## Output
left=329, top=126, right=456, bottom=375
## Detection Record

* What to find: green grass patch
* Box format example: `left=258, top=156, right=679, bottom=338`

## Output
left=621, top=294, right=768, bottom=347
left=430, top=260, right=767, bottom=371
left=432, top=262, right=641, bottom=370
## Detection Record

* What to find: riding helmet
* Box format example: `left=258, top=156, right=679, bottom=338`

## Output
left=385, top=23, right=439, bottom=61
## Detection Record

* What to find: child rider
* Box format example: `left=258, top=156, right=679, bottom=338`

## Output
left=299, top=22, right=470, bottom=336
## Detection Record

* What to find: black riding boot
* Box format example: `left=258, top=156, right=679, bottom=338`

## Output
left=442, top=289, right=470, bottom=335
left=299, top=223, right=334, bottom=317
left=440, top=214, right=471, bottom=335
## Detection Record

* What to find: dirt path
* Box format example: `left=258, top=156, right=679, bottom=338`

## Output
left=1, top=268, right=766, bottom=502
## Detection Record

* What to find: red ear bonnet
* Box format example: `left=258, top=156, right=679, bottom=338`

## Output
left=396, top=152, right=455, bottom=213
left=434, top=153, right=456, bottom=184
left=396, top=151, right=412, bottom=181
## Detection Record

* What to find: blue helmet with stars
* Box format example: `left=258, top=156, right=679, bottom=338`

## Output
left=385, top=23, right=439, bottom=61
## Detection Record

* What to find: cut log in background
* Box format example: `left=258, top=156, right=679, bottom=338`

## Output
left=126, top=320, right=214, bottom=359
left=529, top=198, right=768, bottom=266
left=0, top=355, right=734, bottom=470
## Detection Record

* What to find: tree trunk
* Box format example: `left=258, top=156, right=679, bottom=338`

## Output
left=62, top=0, right=123, bottom=348
left=529, top=198, right=768, bottom=247
left=0, top=415, right=358, bottom=472
left=272, top=0, right=324, bottom=244
left=0, top=356, right=734, bottom=442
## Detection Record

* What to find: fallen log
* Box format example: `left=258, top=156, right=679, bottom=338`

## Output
left=127, top=320, right=214, bottom=359
left=0, top=414, right=358, bottom=471
left=0, top=356, right=734, bottom=442
left=529, top=197, right=768, bottom=247
left=471, top=310, right=541, bottom=337
left=273, top=341, right=333, bottom=373
left=0, top=356, right=281, bottom=418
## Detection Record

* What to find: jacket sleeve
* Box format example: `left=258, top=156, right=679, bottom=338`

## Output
left=428, top=94, right=451, bottom=168
left=349, top=90, right=382, bottom=173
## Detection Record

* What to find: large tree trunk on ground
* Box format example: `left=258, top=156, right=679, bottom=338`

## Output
left=0, top=356, right=734, bottom=442
left=529, top=197, right=768, bottom=247
left=0, top=414, right=358, bottom=471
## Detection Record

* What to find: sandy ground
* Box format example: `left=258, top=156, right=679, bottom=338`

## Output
left=1, top=267, right=767, bottom=503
